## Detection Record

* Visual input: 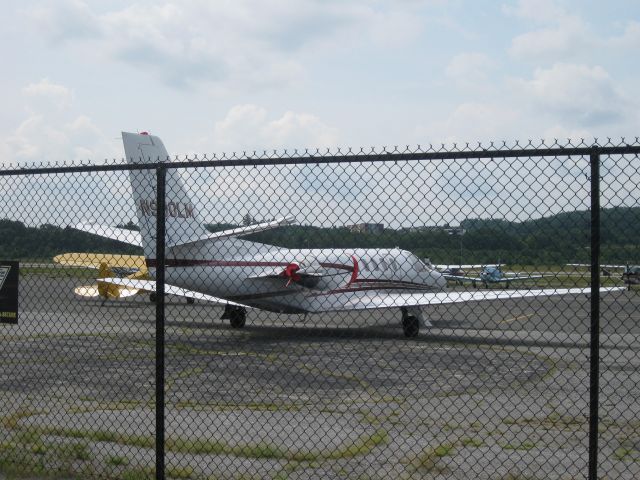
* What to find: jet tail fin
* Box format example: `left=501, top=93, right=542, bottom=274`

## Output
left=123, top=132, right=209, bottom=259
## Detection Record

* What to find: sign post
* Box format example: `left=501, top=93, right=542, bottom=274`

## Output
left=0, top=261, right=19, bottom=324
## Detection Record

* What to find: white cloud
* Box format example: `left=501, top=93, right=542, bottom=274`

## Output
left=418, top=102, right=521, bottom=144
left=1, top=113, right=114, bottom=164
left=445, top=52, right=495, bottom=88
left=509, top=16, right=593, bottom=62
left=606, top=21, right=640, bottom=49
left=27, top=0, right=431, bottom=91
left=27, top=0, right=99, bottom=43
left=502, top=0, right=568, bottom=23
left=22, top=78, right=74, bottom=109
left=505, top=1, right=640, bottom=63
left=513, top=63, right=633, bottom=127
left=0, top=81, right=117, bottom=165
left=262, top=111, right=339, bottom=149
left=211, top=104, right=339, bottom=152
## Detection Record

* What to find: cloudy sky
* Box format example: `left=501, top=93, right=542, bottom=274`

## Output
left=1, top=0, right=639, bottom=165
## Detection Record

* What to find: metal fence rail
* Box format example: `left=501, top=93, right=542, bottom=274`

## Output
left=1, top=138, right=639, bottom=479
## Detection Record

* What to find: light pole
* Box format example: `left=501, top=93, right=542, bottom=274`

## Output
left=458, top=227, right=466, bottom=266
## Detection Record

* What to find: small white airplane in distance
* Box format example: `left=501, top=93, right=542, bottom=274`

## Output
left=568, top=263, right=640, bottom=285
left=441, top=264, right=543, bottom=288
left=74, top=132, right=623, bottom=337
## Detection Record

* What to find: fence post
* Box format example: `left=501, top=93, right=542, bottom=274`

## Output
left=155, top=165, right=166, bottom=480
left=588, top=146, right=600, bottom=480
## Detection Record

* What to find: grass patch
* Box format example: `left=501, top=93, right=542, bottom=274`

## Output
left=0, top=445, right=82, bottom=479
left=9, top=422, right=387, bottom=462
left=107, top=454, right=130, bottom=466
left=56, top=442, right=92, bottom=461
left=461, top=437, right=483, bottom=447
left=167, top=465, right=195, bottom=479
left=501, top=440, right=536, bottom=451
left=30, top=443, right=48, bottom=455
left=120, top=467, right=155, bottom=480
left=614, top=446, right=640, bottom=462
left=327, top=428, right=388, bottom=460
left=409, top=442, right=456, bottom=474
left=502, top=412, right=585, bottom=431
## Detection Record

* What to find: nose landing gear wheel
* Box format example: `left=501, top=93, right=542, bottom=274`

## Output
left=229, top=308, right=247, bottom=329
left=402, top=315, right=419, bottom=338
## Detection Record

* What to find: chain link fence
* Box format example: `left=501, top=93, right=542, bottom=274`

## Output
left=1, top=136, right=640, bottom=479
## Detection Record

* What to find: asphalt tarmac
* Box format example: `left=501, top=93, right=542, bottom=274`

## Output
left=1, top=275, right=639, bottom=479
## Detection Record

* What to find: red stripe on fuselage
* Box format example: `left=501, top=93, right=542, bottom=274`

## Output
left=145, top=259, right=354, bottom=271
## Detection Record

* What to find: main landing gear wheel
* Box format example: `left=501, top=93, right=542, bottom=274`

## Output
left=229, top=308, right=246, bottom=329
left=149, top=292, right=157, bottom=303
left=400, top=307, right=420, bottom=338
left=402, top=316, right=419, bottom=338
left=222, top=305, right=247, bottom=329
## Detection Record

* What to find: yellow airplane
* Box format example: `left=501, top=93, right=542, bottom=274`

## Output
left=53, top=253, right=148, bottom=303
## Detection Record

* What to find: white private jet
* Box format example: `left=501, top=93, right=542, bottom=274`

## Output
left=74, top=132, right=622, bottom=337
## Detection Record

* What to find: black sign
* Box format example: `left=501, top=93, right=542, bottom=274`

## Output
left=0, top=261, right=19, bottom=324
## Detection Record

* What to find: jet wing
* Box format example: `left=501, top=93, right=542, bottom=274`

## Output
left=303, top=287, right=624, bottom=312
left=75, top=216, right=295, bottom=249
left=74, top=224, right=142, bottom=246
left=97, top=278, right=247, bottom=306
left=169, top=215, right=296, bottom=248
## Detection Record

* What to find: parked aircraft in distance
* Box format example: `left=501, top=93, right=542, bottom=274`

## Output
left=54, top=252, right=199, bottom=304
left=427, top=263, right=484, bottom=286
left=441, top=264, right=543, bottom=288
left=73, top=132, right=623, bottom=337
left=568, top=263, right=640, bottom=286
left=54, top=253, right=147, bottom=303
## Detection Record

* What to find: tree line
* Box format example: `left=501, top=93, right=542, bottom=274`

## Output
left=1, top=206, right=638, bottom=265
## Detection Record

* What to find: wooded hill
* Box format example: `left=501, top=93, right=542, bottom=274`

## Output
left=2, top=206, right=638, bottom=264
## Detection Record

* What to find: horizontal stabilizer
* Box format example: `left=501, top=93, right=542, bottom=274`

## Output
left=169, top=215, right=296, bottom=248
left=98, top=277, right=247, bottom=306
left=74, top=224, right=142, bottom=247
